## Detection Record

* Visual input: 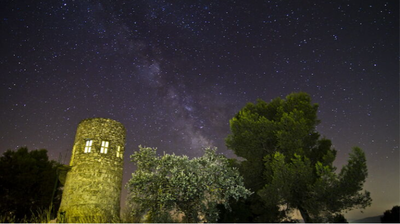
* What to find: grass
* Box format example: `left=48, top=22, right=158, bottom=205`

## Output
left=0, top=206, right=150, bottom=223
left=57, top=207, right=122, bottom=223
left=0, top=209, right=125, bottom=223
left=0, top=208, right=52, bottom=223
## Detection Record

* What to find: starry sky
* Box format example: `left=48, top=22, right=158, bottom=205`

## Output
left=0, top=0, right=398, bottom=220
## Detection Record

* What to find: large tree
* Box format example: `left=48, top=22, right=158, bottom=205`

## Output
left=126, top=146, right=251, bottom=223
left=225, top=92, right=371, bottom=222
left=0, top=147, right=62, bottom=222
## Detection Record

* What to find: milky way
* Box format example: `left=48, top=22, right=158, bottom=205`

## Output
left=0, top=0, right=398, bottom=220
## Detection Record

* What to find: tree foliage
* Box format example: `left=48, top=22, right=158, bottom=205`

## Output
left=259, top=147, right=371, bottom=222
left=225, top=92, right=371, bottom=222
left=126, top=146, right=251, bottom=223
left=380, top=205, right=400, bottom=223
left=0, top=147, right=62, bottom=222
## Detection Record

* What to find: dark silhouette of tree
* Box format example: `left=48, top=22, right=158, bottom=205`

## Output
left=217, top=197, right=254, bottom=222
left=225, top=92, right=371, bottom=222
left=0, top=147, right=62, bottom=222
left=326, top=213, right=348, bottom=223
left=381, top=205, right=399, bottom=223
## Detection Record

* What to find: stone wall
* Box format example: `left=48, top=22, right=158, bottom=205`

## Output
left=58, top=118, right=126, bottom=221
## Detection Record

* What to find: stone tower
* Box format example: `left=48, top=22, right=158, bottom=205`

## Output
left=58, top=118, right=126, bottom=221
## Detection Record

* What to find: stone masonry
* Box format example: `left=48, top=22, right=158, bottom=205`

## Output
left=58, top=118, right=126, bottom=221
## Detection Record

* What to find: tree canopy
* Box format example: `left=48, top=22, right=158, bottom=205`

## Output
left=126, top=146, right=251, bottom=223
left=225, top=92, right=371, bottom=222
left=381, top=205, right=400, bottom=223
left=259, top=147, right=371, bottom=222
left=0, top=147, right=62, bottom=222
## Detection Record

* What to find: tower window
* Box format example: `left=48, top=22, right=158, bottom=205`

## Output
left=84, top=140, right=93, bottom=153
left=117, top=146, right=122, bottom=158
left=100, top=141, right=109, bottom=154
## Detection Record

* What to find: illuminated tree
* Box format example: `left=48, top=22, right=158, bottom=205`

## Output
left=226, top=92, right=371, bottom=222
left=259, top=147, right=371, bottom=222
left=126, top=146, right=251, bottom=223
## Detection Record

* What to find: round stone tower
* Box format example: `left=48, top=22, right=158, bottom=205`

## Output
left=58, top=118, right=126, bottom=221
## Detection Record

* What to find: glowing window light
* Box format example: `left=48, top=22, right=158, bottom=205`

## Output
left=117, top=146, right=122, bottom=158
left=84, top=140, right=93, bottom=153
left=100, top=141, right=109, bottom=154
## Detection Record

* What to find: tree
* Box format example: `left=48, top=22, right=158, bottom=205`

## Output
left=380, top=205, right=400, bottom=223
left=327, top=214, right=348, bottom=223
left=259, top=147, right=370, bottom=222
left=126, top=146, right=252, bottom=223
left=0, top=147, right=62, bottom=222
left=225, top=92, right=371, bottom=222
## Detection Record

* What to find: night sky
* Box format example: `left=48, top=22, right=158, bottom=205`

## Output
left=0, top=0, right=398, bottom=220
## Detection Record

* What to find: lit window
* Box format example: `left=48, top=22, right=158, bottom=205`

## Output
left=100, top=141, right=109, bottom=154
left=84, top=140, right=93, bottom=153
left=117, top=146, right=122, bottom=158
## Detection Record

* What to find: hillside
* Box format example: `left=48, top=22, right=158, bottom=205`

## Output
left=350, top=215, right=381, bottom=223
